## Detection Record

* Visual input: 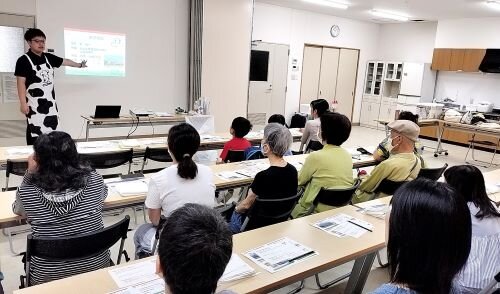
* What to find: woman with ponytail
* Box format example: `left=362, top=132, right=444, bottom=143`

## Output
left=134, top=123, right=215, bottom=258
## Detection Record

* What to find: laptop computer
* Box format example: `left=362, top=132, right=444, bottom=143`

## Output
left=91, top=105, right=121, bottom=119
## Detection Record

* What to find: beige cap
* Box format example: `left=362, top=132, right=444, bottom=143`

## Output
left=388, top=120, right=420, bottom=142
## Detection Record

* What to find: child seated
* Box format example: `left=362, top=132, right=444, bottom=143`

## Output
left=218, top=117, right=253, bottom=163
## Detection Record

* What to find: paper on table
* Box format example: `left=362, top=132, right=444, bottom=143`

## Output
left=243, top=237, right=317, bottom=273
left=217, top=171, right=248, bottom=180
left=219, top=254, right=257, bottom=283
left=108, top=278, right=165, bottom=294
left=6, top=147, right=33, bottom=155
left=109, top=259, right=159, bottom=288
left=312, top=213, right=373, bottom=238
left=355, top=200, right=388, bottom=219
left=108, top=180, right=149, bottom=196
left=119, top=139, right=141, bottom=148
left=486, top=183, right=500, bottom=195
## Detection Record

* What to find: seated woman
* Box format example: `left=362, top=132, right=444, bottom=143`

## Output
left=299, top=99, right=329, bottom=152
left=372, top=179, right=471, bottom=294
left=229, top=123, right=298, bottom=233
left=134, top=123, right=215, bottom=257
left=444, top=165, right=500, bottom=293
left=291, top=112, right=353, bottom=218
left=267, top=114, right=287, bottom=127
left=373, top=111, right=425, bottom=167
left=12, top=131, right=109, bottom=285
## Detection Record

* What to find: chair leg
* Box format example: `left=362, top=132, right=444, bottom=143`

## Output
left=376, top=251, right=389, bottom=268
left=6, top=229, right=20, bottom=255
left=286, top=280, right=305, bottom=294
left=143, top=204, right=148, bottom=223
left=315, top=272, right=350, bottom=289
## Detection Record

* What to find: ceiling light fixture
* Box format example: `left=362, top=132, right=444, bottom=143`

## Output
left=486, top=0, right=500, bottom=10
left=302, top=0, right=349, bottom=10
left=370, top=9, right=410, bottom=22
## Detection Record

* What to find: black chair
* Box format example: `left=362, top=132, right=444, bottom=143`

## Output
left=307, top=180, right=361, bottom=289
left=20, top=216, right=131, bottom=288
left=240, top=190, right=302, bottom=232
left=417, top=163, right=448, bottom=181
left=306, top=140, right=323, bottom=153
left=374, top=179, right=408, bottom=196
left=140, top=147, right=173, bottom=173
left=215, top=202, right=237, bottom=223
left=80, top=149, right=133, bottom=178
left=4, top=160, right=28, bottom=192
left=225, top=150, right=245, bottom=163
left=307, top=179, right=361, bottom=216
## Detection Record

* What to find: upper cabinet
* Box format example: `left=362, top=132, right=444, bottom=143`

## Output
left=364, top=61, right=385, bottom=96
left=431, top=48, right=486, bottom=72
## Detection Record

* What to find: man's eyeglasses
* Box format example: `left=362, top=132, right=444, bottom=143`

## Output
left=30, top=39, right=46, bottom=44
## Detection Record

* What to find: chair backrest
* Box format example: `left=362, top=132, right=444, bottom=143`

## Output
left=6, top=160, right=28, bottom=177
left=306, top=140, right=323, bottom=153
left=144, top=147, right=172, bottom=163
left=26, top=215, right=130, bottom=262
left=4, top=160, right=28, bottom=191
left=245, top=146, right=265, bottom=161
left=80, top=149, right=133, bottom=172
left=417, top=163, right=448, bottom=181
left=313, top=179, right=361, bottom=209
left=241, top=190, right=302, bottom=232
left=141, top=147, right=173, bottom=173
left=290, top=113, right=307, bottom=129
left=225, top=150, right=245, bottom=163
left=374, top=179, right=407, bottom=195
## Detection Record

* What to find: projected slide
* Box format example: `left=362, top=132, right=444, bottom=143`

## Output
left=64, top=28, right=126, bottom=77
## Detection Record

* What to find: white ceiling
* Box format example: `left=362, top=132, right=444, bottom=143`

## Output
left=256, top=0, right=500, bottom=22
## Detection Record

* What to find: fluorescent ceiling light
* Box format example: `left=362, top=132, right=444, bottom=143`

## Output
left=370, top=9, right=410, bottom=21
left=303, top=0, right=349, bottom=9
left=486, top=0, right=500, bottom=10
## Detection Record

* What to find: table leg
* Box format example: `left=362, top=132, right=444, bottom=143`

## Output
left=344, top=252, right=376, bottom=294
left=434, top=124, right=446, bottom=157
left=85, top=121, right=90, bottom=142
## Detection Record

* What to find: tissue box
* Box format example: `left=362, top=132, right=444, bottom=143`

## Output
left=416, top=103, right=444, bottom=119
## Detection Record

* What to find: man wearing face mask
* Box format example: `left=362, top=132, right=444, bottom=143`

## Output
left=352, top=120, right=423, bottom=204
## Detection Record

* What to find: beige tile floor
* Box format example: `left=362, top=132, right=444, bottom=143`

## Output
left=1, top=126, right=499, bottom=293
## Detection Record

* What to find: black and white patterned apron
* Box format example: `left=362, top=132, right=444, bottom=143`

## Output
left=25, top=54, right=60, bottom=137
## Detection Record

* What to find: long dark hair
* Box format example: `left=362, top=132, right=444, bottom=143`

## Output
left=388, top=179, right=471, bottom=294
left=31, top=131, right=91, bottom=192
left=444, top=165, right=500, bottom=219
left=168, top=123, right=200, bottom=179
left=310, top=99, right=329, bottom=117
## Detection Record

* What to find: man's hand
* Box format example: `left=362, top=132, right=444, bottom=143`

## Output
left=80, top=60, right=87, bottom=68
left=20, top=103, right=29, bottom=115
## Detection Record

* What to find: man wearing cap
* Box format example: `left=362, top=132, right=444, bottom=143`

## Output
left=353, top=120, right=423, bottom=203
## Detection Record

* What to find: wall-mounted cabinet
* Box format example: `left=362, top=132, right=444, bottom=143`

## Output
left=431, top=48, right=486, bottom=72
left=364, top=62, right=385, bottom=96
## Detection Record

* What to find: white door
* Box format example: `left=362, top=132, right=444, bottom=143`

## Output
left=400, top=62, right=424, bottom=96
left=318, top=47, right=339, bottom=101
left=335, top=48, right=359, bottom=119
left=248, top=42, right=289, bottom=126
left=0, top=14, right=36, bottom=145
left=300, top=46, right=322, bottom=105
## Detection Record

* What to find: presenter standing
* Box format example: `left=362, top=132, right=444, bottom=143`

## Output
left=15, top=28, right=87, bottom=145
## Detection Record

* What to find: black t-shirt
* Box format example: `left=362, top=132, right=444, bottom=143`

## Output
left=14, top=50, right=63, bottom=88
left=250, top=163, right=298, bottom=200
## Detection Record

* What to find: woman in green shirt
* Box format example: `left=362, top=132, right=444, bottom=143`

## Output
left=292, top=112, right=354, bottom=218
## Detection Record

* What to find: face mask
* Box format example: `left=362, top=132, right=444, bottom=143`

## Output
left=387, top=136, right=400, bottom=153
left=260, top=143, right=267, bottom=156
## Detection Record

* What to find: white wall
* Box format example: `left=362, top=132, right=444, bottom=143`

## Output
left=252, top=2, right=380, bottom=123
left=377, top=22, right=437, bottom=63
left=0, top=0, right=36, bottom=15
left=435, top=18, right=500, bottom=48
left=202, top=0, right=253, bottom=131
left=435, top=72, right=500, bottom=107
left=35, top=0, right=189, bottom=138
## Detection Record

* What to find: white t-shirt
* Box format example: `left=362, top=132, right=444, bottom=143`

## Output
left=300, top=118, right=321, bottom=151
left=145, top=163, right=215, bottom=217
left=468, top=202, right=500, bottom=236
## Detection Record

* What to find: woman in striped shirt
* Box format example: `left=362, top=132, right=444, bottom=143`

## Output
left=445, top=165, right=500, bottom=293
left=12, top=131, right=109, bottom=285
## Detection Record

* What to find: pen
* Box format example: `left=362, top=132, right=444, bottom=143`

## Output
left=274, top=250, right=316, bottom=270
left=235, top=172, right=251, bottom=178
left=348, top=220, right=373, bottom=232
